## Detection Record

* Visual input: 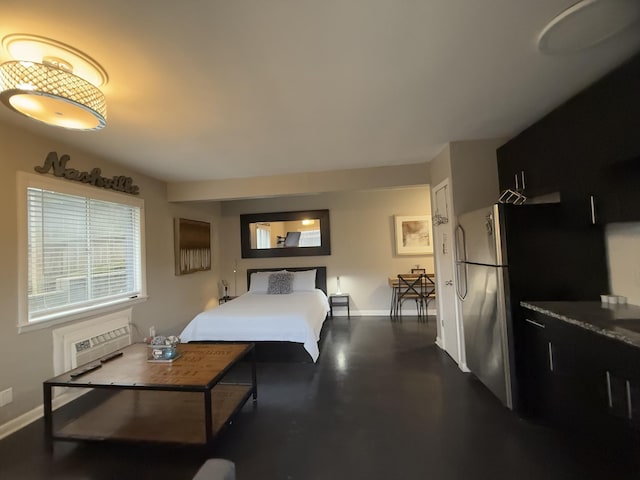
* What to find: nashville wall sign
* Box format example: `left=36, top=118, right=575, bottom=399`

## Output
left=34, top=151, right=140, bottom=195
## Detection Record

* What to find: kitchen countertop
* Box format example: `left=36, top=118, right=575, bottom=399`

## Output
left=520, top=301, right=640, bottom=349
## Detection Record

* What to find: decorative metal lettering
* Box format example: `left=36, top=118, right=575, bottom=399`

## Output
left=34, top=152, right=140, bottom=195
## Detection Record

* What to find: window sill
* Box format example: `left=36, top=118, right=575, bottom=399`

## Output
left=18, top=295, right=149, bottom=334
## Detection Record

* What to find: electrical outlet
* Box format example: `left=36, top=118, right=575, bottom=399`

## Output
left=149, top=326, right=156, bottom=338
left=0, top=387, right=13, bottom=407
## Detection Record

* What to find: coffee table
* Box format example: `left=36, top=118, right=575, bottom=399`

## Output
left=43, top=342, right=256, bottom=449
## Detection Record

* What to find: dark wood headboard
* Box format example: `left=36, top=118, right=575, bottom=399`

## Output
left=246, top=266, right=327, bottom=294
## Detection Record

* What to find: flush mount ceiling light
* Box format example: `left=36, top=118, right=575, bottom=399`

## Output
left=538, top=0, right=640, bottom=54
left=0, top=34, right=108, bottom=131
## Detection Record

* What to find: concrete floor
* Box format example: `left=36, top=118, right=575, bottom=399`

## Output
left=0, top=316, right=638, bottom=479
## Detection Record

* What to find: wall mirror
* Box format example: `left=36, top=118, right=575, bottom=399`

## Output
left=240, top=209, right=331, bottom=258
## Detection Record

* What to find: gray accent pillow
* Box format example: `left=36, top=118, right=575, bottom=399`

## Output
left=267, top=272, right=294, bottom=294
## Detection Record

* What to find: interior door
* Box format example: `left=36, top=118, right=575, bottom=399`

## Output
left=432, top=179, right=460, bottom=365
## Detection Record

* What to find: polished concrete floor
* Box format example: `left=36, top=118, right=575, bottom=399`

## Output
left=1, top=316, right=638, bottom=479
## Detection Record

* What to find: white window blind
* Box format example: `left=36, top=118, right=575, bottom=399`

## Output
left=26, top=186, right=143, bottom=323
left=299, top=230, right=321, bottom=247
left=256, top=225, right=271, bottom=249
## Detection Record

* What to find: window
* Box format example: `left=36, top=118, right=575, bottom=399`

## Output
left=298, top=229, right=321, bottom=247
left=18, top=173, right=146, bottom=326
left=256, top=225, right=271, bottom=249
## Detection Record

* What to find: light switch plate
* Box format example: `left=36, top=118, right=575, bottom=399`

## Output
left=0, top=388, right=12, bottom=407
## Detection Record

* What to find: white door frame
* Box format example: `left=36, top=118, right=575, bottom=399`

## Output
left=431, top=178, right=468, bottom=371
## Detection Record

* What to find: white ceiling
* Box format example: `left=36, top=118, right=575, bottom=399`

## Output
left=1, top=0, right=639, bottom=182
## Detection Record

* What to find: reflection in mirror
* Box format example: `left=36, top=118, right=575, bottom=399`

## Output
left=250, top=219, right=322, bottom=249
left=240, top=209, right=331, bottom=258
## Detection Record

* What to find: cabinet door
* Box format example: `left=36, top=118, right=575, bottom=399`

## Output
left=497, top=150, right=519, bottom=193
left=593, top=158, right=640, bottom=223
left=547, top=321, right=604, bottom=431
left=496, top=129, right=563, bottom=199
left=518, top=312, right=606, bottom=430
left=595, top=335, right=640, bottom=435
left=517, top=314, right=554, bottom=419
left=561, top=55, right=640, bottom=223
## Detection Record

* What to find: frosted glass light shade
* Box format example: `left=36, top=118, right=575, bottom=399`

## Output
left=0, top=61, right=107, bottom=130
left=538, top=0, right=640, bottom=54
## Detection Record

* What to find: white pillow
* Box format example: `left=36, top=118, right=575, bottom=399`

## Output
left=248, top=272, right=271, bottom=293
left=249, top=270, right=286, bottom=293
left=290, top=269, right=317, bottom=291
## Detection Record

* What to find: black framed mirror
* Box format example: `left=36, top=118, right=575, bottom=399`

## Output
left=240, top=209, right=331, bottom=258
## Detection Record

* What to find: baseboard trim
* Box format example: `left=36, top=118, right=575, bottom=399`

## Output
left=0, top=388, right=88, bottom=440
left=334, top=308, right=437, bottom=317
left=435, top=336, right=444, bottom=349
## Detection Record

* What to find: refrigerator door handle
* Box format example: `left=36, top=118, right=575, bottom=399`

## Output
left=454, top=261, right=468, bottom=300
left=455, top=224, right=467, bottom=263
left=454, top=224, right=468, bottom=300
left=456, top=263, right=467, bottom=300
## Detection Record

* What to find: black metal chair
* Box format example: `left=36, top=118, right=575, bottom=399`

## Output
left=422, top=274, right=436, bottom=310
left=394, top=274, right=428, bottom=320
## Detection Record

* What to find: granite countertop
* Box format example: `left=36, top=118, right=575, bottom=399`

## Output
left=520, top=301, right=640, bottom=349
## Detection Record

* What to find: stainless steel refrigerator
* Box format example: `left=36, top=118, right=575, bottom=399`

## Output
left=455, top=202, right=609, bottom=411
left=455, top=204, right=514, bottom=409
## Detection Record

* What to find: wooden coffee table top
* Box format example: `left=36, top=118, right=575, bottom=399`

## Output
left=45, top=343, right=253, bottom=390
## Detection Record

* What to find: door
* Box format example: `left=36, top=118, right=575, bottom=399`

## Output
left=462, top=262, right=512, bottom=408
left=431, top=179, right=460, bottom=365
left=457, top=206, right=501, bottom=266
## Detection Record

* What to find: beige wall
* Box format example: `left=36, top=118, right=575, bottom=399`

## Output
left=449, top=139, right=504, bottom=214
left=427, top=139, right=504, bottom=365
left=0, top=121, right=221, bottom=427
left=428, top=144, right=452, bottom=188
left=430, top=139, right=505, bottom=214
left=167, top=162, right=430, bottom=202
left=218, top=187, right=433, bottom=314
left=606, top=223, right=640, bottom=306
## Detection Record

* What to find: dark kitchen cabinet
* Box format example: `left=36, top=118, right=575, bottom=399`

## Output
left=517, top=311, right=597, bottom=429
left=517, top=313, right=554, bottom=419
left=593, top=332, right=640, bottom=433
left=590, top=156, right=640, bottom=223
left=517, top=308, right=640, bottom=445
left=496, top=124, right=564, bottom=199
left=497, top=52, right=640, bottom=224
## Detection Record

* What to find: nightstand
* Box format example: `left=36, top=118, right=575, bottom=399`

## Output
left=329, top=293, right=350, bottom=319
left=218, top=296, right=237, bottom=305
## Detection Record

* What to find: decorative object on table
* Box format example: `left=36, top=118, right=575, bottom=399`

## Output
left=394, top=215, right=433, bottom=255
left=174, top=218, right=211, bottom=275
left=335, top=276, right=342, bottom=295
left=147, top=335, right=181, bottom=362
left=221, top=279, right=229, bottom=299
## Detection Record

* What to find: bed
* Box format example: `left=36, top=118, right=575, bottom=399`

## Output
left=180, top=266, right=330, bottom=362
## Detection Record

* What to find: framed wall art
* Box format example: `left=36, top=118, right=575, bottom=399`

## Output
left=394, top=215, right=433, bottom=255
left=174, top=218, right=211, bottom=275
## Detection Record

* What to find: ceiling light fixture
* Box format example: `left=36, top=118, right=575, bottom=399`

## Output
left=538, top=0, right=640, bottom=54
left=0, top=34, right=108, bottom=131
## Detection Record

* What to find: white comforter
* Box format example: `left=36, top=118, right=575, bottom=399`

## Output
left=180, top=290, right=330, bottom=362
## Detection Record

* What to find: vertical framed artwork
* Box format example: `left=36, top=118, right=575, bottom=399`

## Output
left=174, top=218, right=211, bottom=275
left=394, top=215, right=433, bottom=255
